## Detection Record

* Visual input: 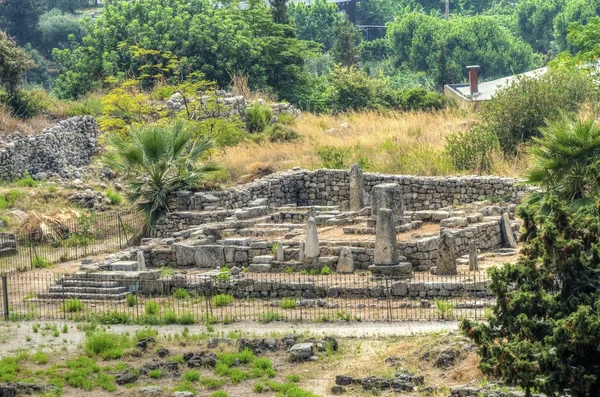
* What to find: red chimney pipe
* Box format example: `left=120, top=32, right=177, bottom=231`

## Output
left=466, top=65, right=480, bottom=95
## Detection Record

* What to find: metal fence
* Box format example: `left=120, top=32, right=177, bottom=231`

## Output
left=0, top=270, right=493, bottom=322
left=0, top=210, right=145, bottom=275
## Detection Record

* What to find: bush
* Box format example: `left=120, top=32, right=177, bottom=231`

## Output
left=280, top=298, right=297, bottom=309
left=212, top=294, right=234, bottom=307
left=183, top=369, right=201, bottom=382
left=3, top=89, right=50, bottom=118
left=145, top=301, right=159, bottom=316
left=266, top=124, right=299, bottom=142
left=173, top=288, right=190, bottom=300
left=63, top=298, right=84, bottom=313
left=316, top=146, right=350, bottom=169
left=66, top=96, right=104, bottom=117
left=246, top=102, right=273, bottom=133
left=106, top=190, right=122, bottom=205
left=445, top=127, right=500, bottom=173
left=125, top=294, right=137, bottom=307
left=483, top=68, right=597, bottom=153
left=31, top=257, right=52, bottom=269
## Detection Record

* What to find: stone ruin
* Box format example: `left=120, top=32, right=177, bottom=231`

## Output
left=37, top=165, right=532, bottom=302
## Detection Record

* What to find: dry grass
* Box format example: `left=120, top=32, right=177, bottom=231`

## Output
left=0, top=106, right=54, bottom=136
left=217, top=109, right=529, bottom=183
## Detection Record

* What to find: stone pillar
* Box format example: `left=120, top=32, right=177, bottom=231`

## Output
left=304, top=217, right=320, bottom=259
left=349, top=164, right=365, bottom=212
left=374, top=208, right=399, bottom=265
left=298, top=241, right=305, bottom=262
left=468, top=240, right=478, bottom=271
left=501, top=213, right=517, bottom=248
left=137, top=250, right=146, bottom=271
left=337, top=247, right=355, bottom=273
left=371, top=183, right=403, bottom=224
left=436, top=230, right=457, bottom=275
left=369, top=208, right=412, bottom=278
left=276, top=242, right=285, bottom=262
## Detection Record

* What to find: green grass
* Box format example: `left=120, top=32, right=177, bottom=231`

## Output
left=31, top=351, right=49, bottom=364
left=285, top=374, right=301, bottom=383
left=212, top=294, right=234, bottom=307
left=148, top=369, right=162, bottom=379
left=280, top=298, right=297, bottom=309
left=31, top=256, right=52, bottom=268
left=63, top=298, right=84, bottom=313
left=199, top=377, right=227, bottom=389
left=159, top=266, right=175, bottom=277
left=264, top=381, right=319, bottom=397
left=173, top=288, right=191, bottom=299
left=106, top=190, right=122, bottom=205
left=183, top=369, right=201, bottom=382
left=259, top=311, right=284, bottom=323
left=15, top=172, right=40, bottom=188
left=178, top=312, right=195, bottom=325
left=145, top=301, right=159, bottom=315
left=173, top=380, right=196, bottom=395
left=164, top=309, right=178, bottom=324
left=210, top=392, right=229, bottom=397
left=125, top=294, right=137, bottom=307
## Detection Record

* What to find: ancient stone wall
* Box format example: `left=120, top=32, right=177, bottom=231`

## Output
left=0, top=116, right=99, bottom=181
left=170, top=169, right=529, bottom=214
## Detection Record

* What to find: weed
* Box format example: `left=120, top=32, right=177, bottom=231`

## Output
left=32, top=323, right=39, bottom=333
left=125, top=294, right=137, bottom=307
left=94, top=311, right=131, bottom=325
left=16, top=172, right=40, bottom=188
left=183, top=369, right=201, bottom=382
left=84, top=331, right=129, bottom=360
left=434, top=299, right=455, bottom=320
left=212, top=294, right=234, bottom=307
left=32, top=351, right=49, bottom=364
left=25, top=335, right=32, bottom=342
left=173, top=288, right=190, bottom=300
left=284, top=266, right=295, bottom=274
left=210, top=392, right=229, bottom=397
left=246, top=102, right=273, bottom=133
left=178, top=312, right=195, bottom=325
left=164, top=310, right=178, bottom=324
left=31, top=256, right=52, bottom=268
left=105, top=190, right=122, bottom=205
left=148, top=369, right=162, bottom=379
left=336, top=312, right=352, bottom=322
left=199, top=377, right=226, bottom=389
left=286, top=374, right=301, bottom=383
left=320, top=265, right=332, bottom=275
left=316, top=146, right=349, bottom=169
left=280, top=298, right=297, bottom=309
left=254, top=382, right=267, bottom=393
left=259, top=311, right=284, bottom=323
left=61, top=324, right=68, bottom=333
left=159, top=266, right=175, bottom=277
left=264, top=380, right=318, bottom=397
left=173, top=380, right=196, bottom=395
left=145, top=301, right=159, bottom=316
left=63, top=298, right=84, bottom=313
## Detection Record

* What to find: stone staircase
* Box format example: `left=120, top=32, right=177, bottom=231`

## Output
left=37, top=273, right=131, bottom=301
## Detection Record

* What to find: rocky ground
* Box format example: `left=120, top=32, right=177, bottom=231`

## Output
left=0, top=320, right=533, bottom=397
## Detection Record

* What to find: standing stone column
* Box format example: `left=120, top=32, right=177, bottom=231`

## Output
left=501, top=213, right=517, bottom=248
left=349, top=164, right=365, bottom=212
left=436, top=230, right=457, bottom=275
left=371, top=183, right=404, bottom=224
left=304, top=217, right=320, bottom=259
left=276, top=242, right=285, bottom=262
left=468, top=241, right=478, bottom=271
left=369, top=208, right=412, bottom=278
left=337, top=247, right=355, bottom=273
left=137, top=250, right=146, bottom=271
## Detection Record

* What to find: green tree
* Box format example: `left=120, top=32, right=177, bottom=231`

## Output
left=333, top=17, right=360, bottom=68
left=554, top=0, right=600, bottom=52
left=0, top=0, right=45, bottom=45
left=46, top=0, right=89, bottom=13
left=0, top=31, right=35, bottom=103
left=269, top=0, right=289, bottom=24
left=288, top=0, right=341, bottom=52
left=463, top=193, right=600, bottom=395
left=524, top=115, right=600, bottom=209
left=515, top=0, right=564, bottom=54
left=102, top=121, right=220, bottom=230
left=483, top=68, right=597, bottom=153
left=388, top=13, right=539, bottom=83
left=38, top=9, right=85, bottom=55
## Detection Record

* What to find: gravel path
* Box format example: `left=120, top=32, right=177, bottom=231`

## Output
left=0, top=320, right=460, bottom=357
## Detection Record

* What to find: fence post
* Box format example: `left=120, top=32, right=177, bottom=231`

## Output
left=117, top=214, right=130, bottom=247
left=2, top=275, right=8, bottom=320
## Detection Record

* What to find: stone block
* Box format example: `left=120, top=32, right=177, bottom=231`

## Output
left=173, top=243, right=197, bottom=266
left=194, top=245, right=225, bottom=268
left=290, top=343, right=314, bottom=361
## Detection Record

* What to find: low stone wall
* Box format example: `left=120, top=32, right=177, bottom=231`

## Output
left=169, top=169, right=530, bottom=215
left=0, top=116, right=99, bottom=181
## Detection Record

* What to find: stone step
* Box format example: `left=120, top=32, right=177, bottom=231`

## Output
left=59, top=279, right=123, bottom=288
left=36, top=292, right=128, bottom=301
left=49, top=285, right=128, bottom=295
left=247, top=264, right=272, bottom=273
left=109, top=261, right=138, bottom=271
left=252, top=255, right=273, bottom=264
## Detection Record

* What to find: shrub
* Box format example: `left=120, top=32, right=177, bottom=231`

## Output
left=212, top=294, right=234, bottom=307
left=259, top=311, right=285, bottom=323
left=183, top=369, right=201, bottom=382
left=145, top=301, right=159, bottom=316
left=280, top=298, right=297, bottom=309
left=4, top=89, right=50, bottom=118
left=63, top=298, right=84, bottom=313
left=106, top=190, right=122, bottom=205
left=316, top=146, right=350, bottom=169
left=173, top=288, right=190, bottom=300
left=320, top=265, right=332, bottom=275
left=31, top=256, right=51, bottom=269
left=445, top=127, right=500, bottom=173
left=66, top=96, right=104, bottom=117
left=246, top=102, right=273, bottom=133
left=164, top=310, right=178, bottom=324
left=483, top=68, right=597, bottom=153
left=125, top=294, right=137, bottom=307
left=434, top=299, right=455, bottom=320
left=277, top=113, right=296, bottom=125
left=15, top=172, right=39, bottom=188
left=178, top=312, right=195, bottom=325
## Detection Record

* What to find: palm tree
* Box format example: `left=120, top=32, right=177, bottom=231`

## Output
left=524, top=113, right=600, bottom=210
left=102, top=121, right=220, bottom=231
